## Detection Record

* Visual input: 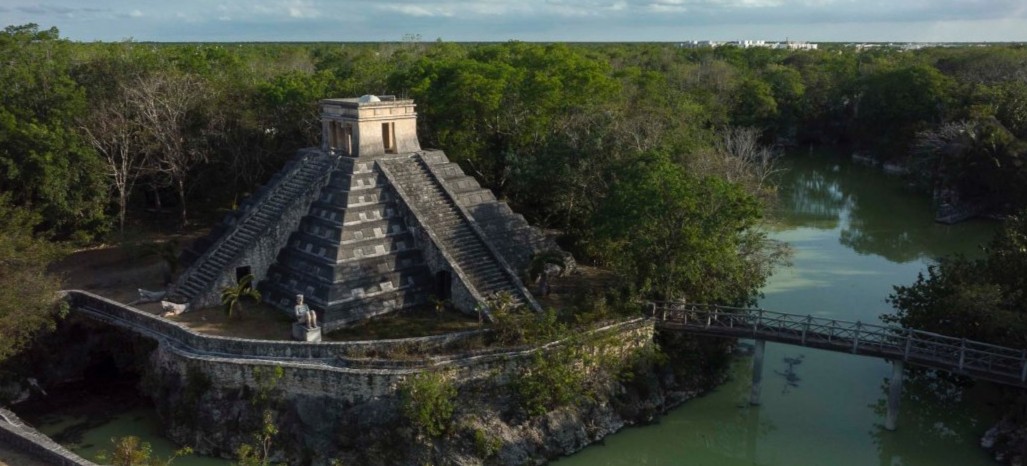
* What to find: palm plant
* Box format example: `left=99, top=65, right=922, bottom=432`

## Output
left=221, top=274, right=261, bottom=319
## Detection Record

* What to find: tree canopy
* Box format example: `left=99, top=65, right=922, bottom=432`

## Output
left=886, top=213, right=1027, bottom=347
left=0, top=195, right=65, bottom=363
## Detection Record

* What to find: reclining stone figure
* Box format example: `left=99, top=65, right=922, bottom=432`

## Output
left=160, top=300, right=189, bottom=316
left=133, top=288, right=167, bottom=304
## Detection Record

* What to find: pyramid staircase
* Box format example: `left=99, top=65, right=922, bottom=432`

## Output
left=379, top=153, right=539, bottom=311
left=172, top=150, right=336, bottom=306
left=418, top=151, right=556, bottom=273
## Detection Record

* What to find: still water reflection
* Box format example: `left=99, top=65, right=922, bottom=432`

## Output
left=558, top=151, right=999, bottom=466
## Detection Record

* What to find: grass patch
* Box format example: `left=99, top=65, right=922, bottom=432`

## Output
left=325, top=305, right=483, bottom=341
left=168, top=303, right=294, bottom=340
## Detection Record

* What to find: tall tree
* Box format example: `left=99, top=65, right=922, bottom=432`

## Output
left=0, top=195, right=65, bottom=363
left=126, top=72, right=209, bottom=226
left=887, top=213, right=1027, bottom=347
left=856, top=64, right=956, bottom=157
left=0, top=24, right=107, bottom=239
left=589, top=151, right=787, bottom=304
left=391, top=42, right=619, bottom=192
left=81, top=84, right=148, bottom=233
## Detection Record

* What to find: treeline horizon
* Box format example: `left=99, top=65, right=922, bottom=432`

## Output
left=3, top=21, right=1027, bottom=311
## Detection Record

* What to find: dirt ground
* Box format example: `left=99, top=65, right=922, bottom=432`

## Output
left=53, top=243, right=171, bottom=312
left=51, top=239, right=302, bottom=339
left=51, top=234, right=613, bottom=341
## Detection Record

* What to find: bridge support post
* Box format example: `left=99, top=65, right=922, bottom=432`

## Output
left=885, top=360, right=904, bottom=431
left=750, top=339, right=766, bottom=406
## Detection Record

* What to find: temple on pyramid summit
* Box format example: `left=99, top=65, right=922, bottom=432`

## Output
left=172, top=95, right=561, bottom=330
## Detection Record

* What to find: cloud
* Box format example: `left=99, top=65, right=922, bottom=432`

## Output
left=13, top=4, right=110, bottom=15
left=285, top=0, right=320, bottom=18
left=379, top=4, right=455, bottom=17
left=4, top=0, right=1027, bottom=42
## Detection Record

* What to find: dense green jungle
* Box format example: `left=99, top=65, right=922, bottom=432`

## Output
left=4, top=22, right=1027, bottom=464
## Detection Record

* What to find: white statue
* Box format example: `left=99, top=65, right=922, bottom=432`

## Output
left=161, top=300, right=189, bottom=316
left=294, top=294, right=318, bottom=329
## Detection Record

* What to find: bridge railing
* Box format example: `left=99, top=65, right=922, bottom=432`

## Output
left=652, top=302, right=1027, bottom=384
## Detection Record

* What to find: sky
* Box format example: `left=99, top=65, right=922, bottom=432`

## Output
left=3, top=0, right=1027, bottom=43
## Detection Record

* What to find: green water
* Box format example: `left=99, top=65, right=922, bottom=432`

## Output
left=558, top=151, right=1001, bottom=466
left=33, top=407, right=228, bottom=466
left=22, top=382, right=230, bottom=466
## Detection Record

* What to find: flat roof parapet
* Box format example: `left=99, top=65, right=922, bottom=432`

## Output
left=321, top=95, right=407, bottom=108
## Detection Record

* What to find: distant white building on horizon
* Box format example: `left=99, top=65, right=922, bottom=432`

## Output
left=780, top=40, right=818, bottom=50
left=680, top=39, right=818, bottom=50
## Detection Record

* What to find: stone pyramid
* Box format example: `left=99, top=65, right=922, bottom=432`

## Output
left=175, top=95, right=558, bottom=330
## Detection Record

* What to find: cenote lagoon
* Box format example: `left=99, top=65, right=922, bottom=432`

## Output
left=558, top=151, right=1000, bottom=466
left=20, top=151, right=1002, bottom=466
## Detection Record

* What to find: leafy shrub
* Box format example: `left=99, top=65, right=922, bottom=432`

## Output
left=400, top=370, right=457, bottom=437
left=96, top=436, right=192, bottom=466
left=491, top=308, right=568, bottom=346
left=513, top=349, right=586, bottom=417
left=472, top=427, right=502, bottom=458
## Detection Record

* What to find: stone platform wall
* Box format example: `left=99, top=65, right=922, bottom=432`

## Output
left=67, top=290, right=652, bottom=402
left=67, top=291, right=486, bottom=362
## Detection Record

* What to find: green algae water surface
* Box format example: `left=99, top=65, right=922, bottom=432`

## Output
left=557, top=150, right=1000, bottom=466
left=24, top=382, right=230, bottom=466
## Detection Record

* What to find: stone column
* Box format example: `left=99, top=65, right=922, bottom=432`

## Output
left=321, top=120, right=330, bottom=151
left=885, top=360, right=904, bottom=431
left=750, top=339, right=766, bottom=406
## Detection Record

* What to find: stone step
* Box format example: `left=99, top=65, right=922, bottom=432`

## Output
left=482, top=278, right=515, bottom=290
left=463, top=263, right=497, bottom=274
left=467, top=270, right=503, bottom=284
left=441, top=229, right=477, bottom=241
left=465, top=267, right=502, bottom=281
left=449, top=247, right=489, bottom=261
left=449, top=245, right=488, bottom=259
left=478, top=279, right=513, bottom=292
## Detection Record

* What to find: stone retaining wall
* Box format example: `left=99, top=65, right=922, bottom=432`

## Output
left=0, top=408, right=96, bottom=466
left=66, top=290, right=652, bottom=402
left=150, top=316, right=653, bottom=404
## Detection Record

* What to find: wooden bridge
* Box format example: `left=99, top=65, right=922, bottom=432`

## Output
left=651, top=302, right=1027, bottom=430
